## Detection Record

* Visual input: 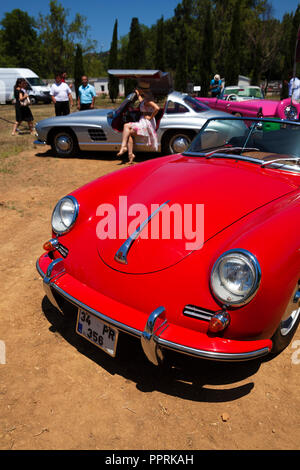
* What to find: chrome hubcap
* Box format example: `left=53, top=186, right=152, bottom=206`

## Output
left=56, top=135, right=72, bottom=153
left=171, top=136, right=190, bottom=153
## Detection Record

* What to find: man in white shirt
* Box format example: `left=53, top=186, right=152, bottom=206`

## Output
left=288, top=76, right=300, bottom=102
left=50, top=73, right=74, bottom=116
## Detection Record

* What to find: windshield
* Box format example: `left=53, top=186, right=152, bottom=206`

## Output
left=185, top=117, right=300, bottom=172
left=183, top=96, right=210, bottom=112
left=224, top=87, right=263, bottom=99
left=26, top=77, right=47, bottom=87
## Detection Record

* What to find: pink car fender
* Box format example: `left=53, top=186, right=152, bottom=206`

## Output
left=277, top=98, right=300, bottom=120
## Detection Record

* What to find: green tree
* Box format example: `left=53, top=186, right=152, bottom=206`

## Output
left=200, top=2, right=214, bottom=96
left=125, top=18, right=145, bottom=94
left=155, top=16, right=165, bottom=71
left=37, top=0, right=96, bottom=77
left=108, top=20, right=119, bottom=102
left=0, top=9, right=42, bottom=71
left=225, top=1, right=241, bottom=84
left=74, top=44, right=84, bottom=99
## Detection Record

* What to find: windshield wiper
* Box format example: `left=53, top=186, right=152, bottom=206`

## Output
left=261, top=157, right=300, bottom=167
left=204, top=147, right=259, bottom=158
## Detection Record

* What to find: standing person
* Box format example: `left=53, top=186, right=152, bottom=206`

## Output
left=210, top=74, right=223, bottom=98
left=61, top=71, right=73, bottom=88
left=50, top=73, right=73, bottom=116
left=77, top=76, right=96, bottom=111
left=11, top=78, right=35, bottom=135
left=117, top=82, right=159, bottom=164
left=288, top=74, right=300, bottom=101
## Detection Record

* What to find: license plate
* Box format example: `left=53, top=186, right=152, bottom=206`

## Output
left=76, top=309, right=118, bottom=357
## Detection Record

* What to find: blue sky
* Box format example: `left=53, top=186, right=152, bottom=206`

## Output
left=0, top=0, right=298, bottom=51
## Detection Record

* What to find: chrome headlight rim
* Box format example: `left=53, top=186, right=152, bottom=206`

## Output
left=210, top=248, right=261, bottom=307
left=51, top=195, right=79, bottom=236
left=284, top=105, right=298, bottom=121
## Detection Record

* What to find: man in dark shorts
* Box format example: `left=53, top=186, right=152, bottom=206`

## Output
left=50, top=73, right=73, bottom=116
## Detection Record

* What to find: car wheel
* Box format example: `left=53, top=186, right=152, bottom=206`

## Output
left=271, top=282, right=300, bottom=355
left=51, top=130, right=78, bottom=157
left=162, top=131, right=195, bottom=155
left=29, top=96, right=37, bottom=105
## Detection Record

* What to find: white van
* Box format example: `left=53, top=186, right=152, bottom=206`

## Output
left=0, top=68, right=51, bottom=104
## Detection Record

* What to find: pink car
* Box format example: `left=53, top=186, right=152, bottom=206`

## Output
left=197, top=94, right=300, bottom=121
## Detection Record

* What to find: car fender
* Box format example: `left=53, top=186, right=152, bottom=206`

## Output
left=276, top=98, right=300, bottom=120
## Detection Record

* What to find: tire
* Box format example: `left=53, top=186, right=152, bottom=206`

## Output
left=271, top=282, right=300, bottom=355
left=162, top=130, right=195, bottom=155
left=51, top=129, right=78, bottom=157
left=29, top=96, right=37, bottom=105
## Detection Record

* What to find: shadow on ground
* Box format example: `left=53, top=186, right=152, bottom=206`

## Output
left=42, top=296, right=262, bottom=403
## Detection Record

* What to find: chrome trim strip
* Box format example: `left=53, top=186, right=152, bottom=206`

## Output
left=114, top=200, right=170, bottom=264
left=34, top=140, right=47, bottom=145
left=156, top=337, right=270, bottom=361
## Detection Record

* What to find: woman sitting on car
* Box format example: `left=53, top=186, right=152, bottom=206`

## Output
left=117, top=82, right=159, bottom=164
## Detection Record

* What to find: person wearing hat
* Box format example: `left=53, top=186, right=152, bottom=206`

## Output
left=210, top=74, right=223, bottom=98
left=117, top=81, right=160, bottom=163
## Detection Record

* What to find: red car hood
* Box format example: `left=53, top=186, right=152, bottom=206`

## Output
left=96, top=156, right=297, bottom=273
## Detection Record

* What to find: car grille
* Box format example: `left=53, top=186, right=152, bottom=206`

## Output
left=88, top=129, right=107, bottom=141
left=183, top=305, right=215, bottom=322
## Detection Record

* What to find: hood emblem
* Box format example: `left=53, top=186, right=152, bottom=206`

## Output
left=114, top=201, right=170, bottom=265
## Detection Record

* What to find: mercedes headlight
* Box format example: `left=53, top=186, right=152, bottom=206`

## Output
left=52, top=196, right=79, bottom=235
left=284, top=105, right=298, bottom=121
left=210, top=249, right=261, bottom=306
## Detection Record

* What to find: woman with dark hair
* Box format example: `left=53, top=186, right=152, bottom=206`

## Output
left=11, top=78, right=34, bottom=135
left=117, top=82, right=159, bottom=164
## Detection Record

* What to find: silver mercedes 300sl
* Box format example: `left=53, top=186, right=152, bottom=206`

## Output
left=34, top=70, right=228, bottom=157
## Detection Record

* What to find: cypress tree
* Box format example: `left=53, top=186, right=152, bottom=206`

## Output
left=225, top=1, right=241, bottom=85
left=200, top=3, right=214, bottom=96
left=125, top=18, right=145, bottom=95
left=108, top=19, right=119, bottom=102
left=74, top=44, right=84, bottom=99
left=155, top=16, right=165, bottom=71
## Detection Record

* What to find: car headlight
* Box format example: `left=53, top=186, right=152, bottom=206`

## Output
left=52, top=196, right=79, bottom=235
left=210, top=249, right=261, bottom=306
left=284, top=105, right=298, bottom=120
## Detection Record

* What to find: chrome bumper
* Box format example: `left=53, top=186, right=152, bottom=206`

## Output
left=37, top=258, right=271, bottom=365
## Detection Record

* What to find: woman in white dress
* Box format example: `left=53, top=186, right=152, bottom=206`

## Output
left=117, top=82, right=160, bottom=164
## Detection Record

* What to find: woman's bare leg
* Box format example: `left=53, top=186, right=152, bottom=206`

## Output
left=128, top=135, right=135, bottom=163
left=12, top=121, right=21, bottom=135
left=117, top=123, right=132, bottom=156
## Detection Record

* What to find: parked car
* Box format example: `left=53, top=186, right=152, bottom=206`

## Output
left=36, top=116, right=300, bottom=366
left=197, top=90, right=300, bottom=121
left=34, top=70, right=229, bottom=157
left=222, top=85, right=264, bottom=101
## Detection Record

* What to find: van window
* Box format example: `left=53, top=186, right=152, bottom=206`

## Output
left=27, top=77, right=47, bottom=87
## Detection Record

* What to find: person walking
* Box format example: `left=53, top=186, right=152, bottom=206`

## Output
left=50, top=73, right=73, bottom=116
left=11, top=78, right=35, bottom=135
left=77, top=76, right=96, bottom=111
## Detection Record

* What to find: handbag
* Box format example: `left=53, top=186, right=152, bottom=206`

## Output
left=20, top=96, right=30, bottom=106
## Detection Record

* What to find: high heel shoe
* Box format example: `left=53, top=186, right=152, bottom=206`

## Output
left=117, top=146, right=127, bottom=157
left=129, top=153, right=135, bottom=164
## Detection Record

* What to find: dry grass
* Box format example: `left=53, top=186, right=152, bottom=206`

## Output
left=0, top=97, right=122, bottom=173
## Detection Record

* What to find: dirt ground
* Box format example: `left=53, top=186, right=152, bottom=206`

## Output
left=0, top=138, right=299, bottom=451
